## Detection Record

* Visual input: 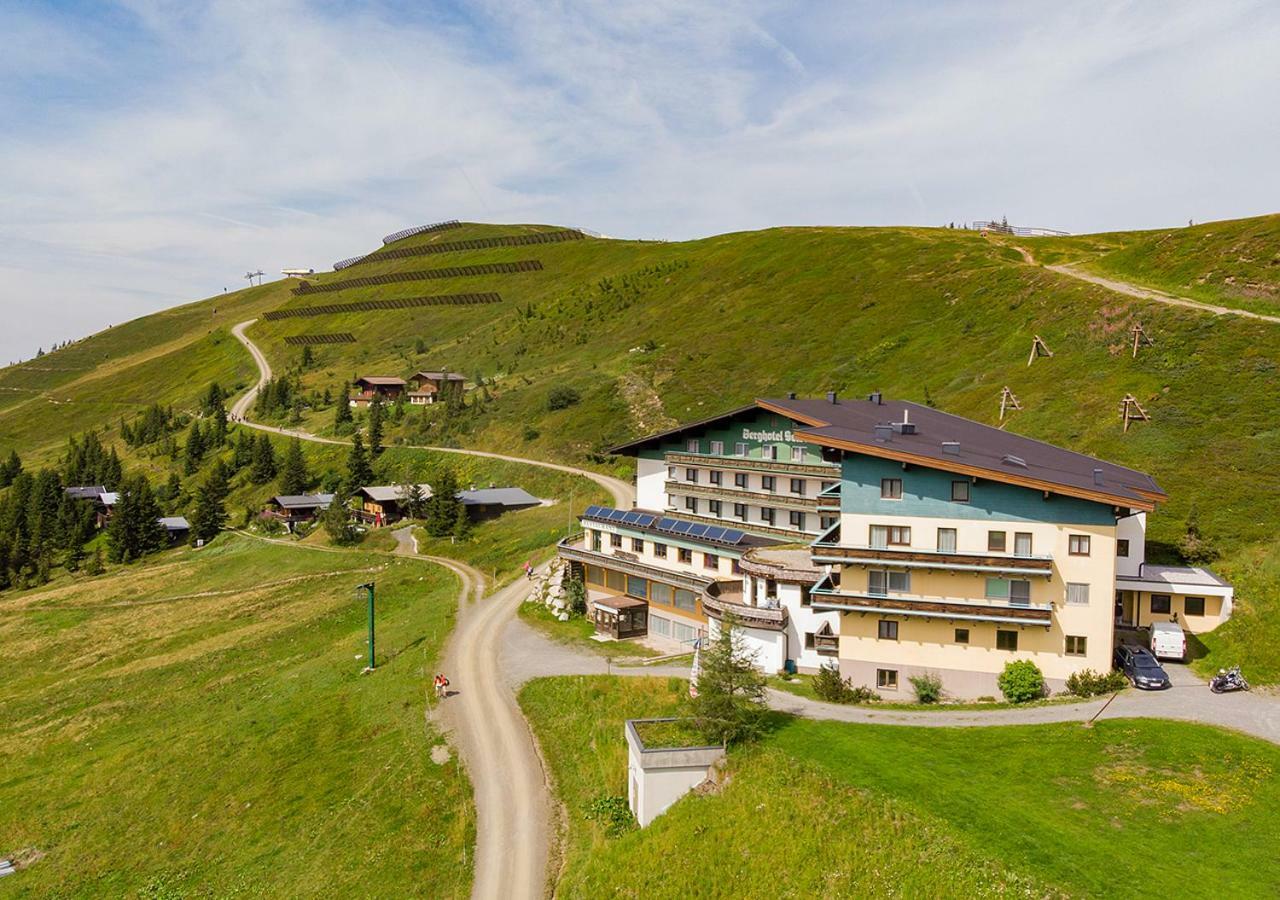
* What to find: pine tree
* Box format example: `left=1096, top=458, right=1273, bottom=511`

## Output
left=232, top=432, right=255, bottom=470
left=452, top=497, right=472, bottom=540
left=368, top=394, right=385, bottom=456
left=278, top=438, right=311, bottom=495
left=249, top=433, right=278, bottom=484
left=183, top=420, right=206, bottom=475
left=322, top=488, right=356, bottom=544
left=189, top=460, right=230, bottom=544
left=402, top=482, right=427, bottom=520
left=334, top=386, right=354, bottom=430
left=0, top=450, right=21, bottom=487
left=688, top=612, right=768, bottom=746
left=106, top=475, right=167, bottom=563
left=345, top=432, right=373, bottom=490
left=424, top=469, right=460, bottom=537
left=300, top=345, right=314, bottom=368
left=85, top=547, right=105, bottom=576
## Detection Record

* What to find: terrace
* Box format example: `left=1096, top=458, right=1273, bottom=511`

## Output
left=809, top=573, right=1054, bottom=626
left=811, top=523, right=1054, bottom=577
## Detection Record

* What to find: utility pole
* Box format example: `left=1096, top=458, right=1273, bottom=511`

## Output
left=357, top=581, right=376, bottom=671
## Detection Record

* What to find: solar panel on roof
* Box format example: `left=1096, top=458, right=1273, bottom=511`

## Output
left=584, top=505, right=602, bottom=517
left=687, top=524, right=709, bottom=537
left=635, top=514, right=657, bottom=528
left=658, top=517, right=679, bottom=531
left=608, top=509, right=628, bottom=521
left=673, top=521, right=693, bottom=534
left=704, top=526, right=725, bottom=541
left=622, top=512, right=642, bottom=525
left=721, top=529, right=745, bottom=544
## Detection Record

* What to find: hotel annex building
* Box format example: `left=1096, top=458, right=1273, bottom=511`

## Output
left=556, top=393, right=1234, bottom=698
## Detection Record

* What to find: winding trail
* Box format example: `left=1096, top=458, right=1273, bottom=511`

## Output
left=1011, top=247, right=1280, bottom=325
left=230, top=322, right=628, bottom=899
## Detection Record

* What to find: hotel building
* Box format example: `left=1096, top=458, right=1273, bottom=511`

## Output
left=557, top=393, right=1234, bottom=698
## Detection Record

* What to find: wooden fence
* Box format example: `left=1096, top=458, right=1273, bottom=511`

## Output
left=283, top=333, right=357, bottom=346
left=263, top=293, right=502, bottom=321
left=382, top=220, right=462, bottom=245
left=292, top=260, right=542, bottom=295
left=343, top=229, right=585, bottom=269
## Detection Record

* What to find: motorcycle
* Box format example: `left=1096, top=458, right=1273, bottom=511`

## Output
left=1209, top=665, right=1250, bottom=694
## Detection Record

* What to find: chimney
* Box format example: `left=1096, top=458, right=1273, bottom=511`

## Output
left=874, top=424, right=893, bottom=442
left=826, top=391, right=838, bottom=404
left=942, top=441, right=960, bottom=456
left=868, top=391, right=883, bottom=405
left=893, top=408, right=917, bottom=435
left=1093, top=468, right=1104, bottom=486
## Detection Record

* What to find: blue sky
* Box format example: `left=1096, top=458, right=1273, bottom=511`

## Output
left=2, top=0, right=1279, bottom=362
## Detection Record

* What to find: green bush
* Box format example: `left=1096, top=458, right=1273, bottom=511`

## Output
left=1066, top=668, right=1128, bottom=697
left=546, top=386, right=581, bottom=411
left=584, top=794, right=635, bottom=837
left=997, top=660, right=1045, bottom=703
left=909, top=672, right=944, bottom=704
left=813, top=662, right=880, bottom=704
left=522, top=426, right=540, bottom=441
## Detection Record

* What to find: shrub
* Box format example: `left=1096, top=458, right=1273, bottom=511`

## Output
left=848, top=685, right=881, bottom=704
left=812, top=663, right=880, bottom=704
left=1066, top=668, right=1128, bottom=697
left=546, top=385, right=581, bottom=411
left=584, top=794, right=635, bottom=837
left=909, top=672, right=944, bottom=704
left=522, top=426, right=540, bottom=441
left=997, top=660, right=1046, bottom=703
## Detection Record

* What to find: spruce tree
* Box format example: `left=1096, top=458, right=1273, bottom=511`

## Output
left=424, top=469, right=460, bottom=537
left=183, top=420, right=206, bottom=475
left=106, top=475, right=166, bottom=563
left=368, top=394, right=385, bottom=456
left=232, top=432, right=255, bottom=470
left=0, top=450, right=21, bottom=487
left=402, top=482, right=427, bottom=520
left=452, top=497, right=472, bottom=540
left=189, top=460, right=230, bottom=544
left=688, top=612, right=769, bottom=746
left=278, top=438, right=311, bottom=495
left=345, top=432, right=374, bottom=490
left=322, top=488, right=356, bottom=544
left=334, top=386, right=354, bottom=431
left=249, top=433, right=278, bottom=484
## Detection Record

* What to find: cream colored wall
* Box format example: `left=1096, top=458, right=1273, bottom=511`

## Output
left=583, top=525, right=735, bottom=579
left=1127, top=590, right=1229, bottom=635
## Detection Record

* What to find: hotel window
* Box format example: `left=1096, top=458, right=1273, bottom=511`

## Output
left=954, top=628, right=970, bottom=644
left=1014, top=532, right=1033, bottom=556
left=586, top=565, right=605, bottom=586
left=606, top=569, right=626, bottom=592
left=766, top=579, right=778, bottom=599
left=631, top=538, right=644, bottom=552
left=734, top=472, right=749, bottom=489
left=1117, top=539, right=1130, bottom=558
left=1150, top=594, right=1171, bottom=614
left=650, top=615, right=671, bottom=637
left=709, top=440, right=724, bottom=456
left=685, top=497, right=699, bottom=514
left=668, top=466, right=676, bottom=479
left=761, top=475, right=776, bottom=492
left=986, top=578, right=1009, bottom=600
left=761, top=507, right=776, bottom=525
left=881, top=478, right=902, bottom=499
left=800, top=586, right=812, bottom=607
left=877, top=669, right=899, bottom=690
left=653, top=542, right=668, bottom=559
left=878, top=620, right=899, bottom=640
left=804, top=632, right=816, bottom=650
left=626, top=576, right=648, bottom=599
left=686, top=439, right=700, bottom=453
left=789, top=510, right=805, bottom=530
left=591, top=530, right=602, bottom=552
left=996, top=630, right=1019, bottom=651
left=1065, top=635, right=1088, bottom=656
left=610, top=533, right=622, bottom=548
left=650, top=583, right=673, bottom=606
left=1065, top=583, right=1090, bottom=606
left=734, top=442, right=748, bottom=457
left=731, top=557, right=743, bottom=574
left=988, top=530, right=1007, bottom=552
left=666, top=494, right=676, bottom=508
left=790, top=478, right=805, bottom=495
left=1010, top=580, right=1031, bottom=605
left=878, top=525, right=911, bottom=546
left=678, top=548, right=693, bottom=564
left=704, top=553, right=719, bottom=571
left=673, top=589, right=698, bottom=613
left=1185, top=596, right=1206, bottom=616
left=869, top=570, right=910, bottom=595
left=791, top=446, right=805, bottom=462
left=951, top=480, right=970, bottom=503
left=708, top=499, right=722, bottom=516
left=709, top=470, right=723, bottom=486
left=1069, top=534, right=1091, bottom=556
left=937, top=527, right=957, bottom=553
left=761, top=445, right=778, bottom=461
left=820, top=515, right=838, bottom=530
left=734, top=503, right=748, bottom=521
left=821, top=480, right=837, bottom=493
left=685, top=468, right=698, bottom=483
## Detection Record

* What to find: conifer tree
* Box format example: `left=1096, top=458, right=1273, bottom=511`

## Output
left=249, top=433, right=278, bottom=484
left=183, top=420, right=206, bottom=475
left=322, top=488, right=357, bottom=545
left=402, top=482, right=427, bottom=520
left=189, top=460, right=230, bottom=544
left=334, top=386, right=354, bottom=430
left=232, top=432, right=255, bottom=470
left=424, top=469, right=460, bottom=537
left=368, top=394, right=385, bottom=456
left=0, top=450, right=21, bottom=488
left=106, top=475, right=167, bottom=563
left=345, top=431, right=373, bottom=490
left=278, top=438, right=311, bottom=496
left=688, top=612, right=769, bottom=746
left=452, top=496, right=472, bottom=540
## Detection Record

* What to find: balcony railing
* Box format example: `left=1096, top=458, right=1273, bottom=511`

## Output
left=664, top=451, right=838, bottom=478
left=810, top=575, right=1053, bottom=626
left=813, top=633, right=839, bottom=654
left=811, top=541, right=1054, bottom=577
left=557, top=537, right=715, bottom=593
left=816, top=483, right=841, bottom=512
left=700, top=591, right=788, bottom=631
left=665, top=480, right=821, bottom=510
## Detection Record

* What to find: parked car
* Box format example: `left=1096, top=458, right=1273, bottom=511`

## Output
left=1114, top=644, right=1172, bottom=690
left=1149, top=620, right=1187, bottom=661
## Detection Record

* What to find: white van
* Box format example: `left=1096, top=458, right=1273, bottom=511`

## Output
left=1149, top=621, right=1187, bottom=661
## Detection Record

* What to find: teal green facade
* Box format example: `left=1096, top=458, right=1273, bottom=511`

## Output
left=839, top=454, right=1116, bottom=525
left=634, top=407, right=829, bottom=466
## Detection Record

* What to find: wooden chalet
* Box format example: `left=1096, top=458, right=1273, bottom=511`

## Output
left=408, top=371, right=465, bottom=405
left=349, top=376, right=407, bottom=408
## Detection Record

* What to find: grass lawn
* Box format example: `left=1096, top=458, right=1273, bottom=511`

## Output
left=0, top=534, right=473, bottom=897
left=517, top=602, right=658, bottom=659
left=521, top=675, right=1280, bottom=899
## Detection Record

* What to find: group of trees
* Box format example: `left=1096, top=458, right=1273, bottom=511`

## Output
left=0, top=467, right=100, bottom=589
left=421, top=469, right=469, bottom=539
left=63, top=432, right=124, bottom=488
left=120, top=403, right=179, bottom=447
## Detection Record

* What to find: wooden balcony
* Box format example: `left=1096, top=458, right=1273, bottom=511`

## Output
left=810, top=575, right=1053, bottom=626
left=816, top=483, right=840, bottom=512
left=811, top=542, right=1054, bottom=577
left=813, top=633, right=839, bottom=654
left=665, top=480, right=821, bottom=510
left=664, top=451, right=838, bottom=478
left=700, top=590, right=788, bottom=631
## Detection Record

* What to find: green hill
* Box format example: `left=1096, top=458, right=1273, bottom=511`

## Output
left=3, top=216, right=1279, bottom=675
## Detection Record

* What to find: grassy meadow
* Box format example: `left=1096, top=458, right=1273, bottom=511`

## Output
left=521, top=675, right=1280, bottom=899
left=0, top=534, right=472, bottom=897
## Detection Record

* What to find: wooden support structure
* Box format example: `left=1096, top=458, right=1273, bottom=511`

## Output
left=1119, top=393, right=1150, bottom=433
left=1130, top=322, right=1153, bottom=358
left=999, top=386, right=1022, bottom=421
left=1027, top=334, right=1053, bottom=366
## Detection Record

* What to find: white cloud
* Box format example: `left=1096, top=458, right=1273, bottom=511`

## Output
left=1, top=0, right=1278, bottom=362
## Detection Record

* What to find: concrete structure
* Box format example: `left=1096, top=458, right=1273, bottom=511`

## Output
left=625, top=719, right=724, bottom=827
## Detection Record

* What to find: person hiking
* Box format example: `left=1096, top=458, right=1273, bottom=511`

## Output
left=434, top=673, right=450, bottom=700
left=524, top=560, right=534, bottom=580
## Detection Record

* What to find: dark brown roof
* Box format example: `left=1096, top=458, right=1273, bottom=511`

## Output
left=413, top=371, right=466, bottom=382
left=758, top=395, right=1164, bottom=511
left=355, top=376, right=407, bottom=387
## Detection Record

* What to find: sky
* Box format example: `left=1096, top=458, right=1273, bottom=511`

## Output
left=2, top=0, right=1279, bottom=363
